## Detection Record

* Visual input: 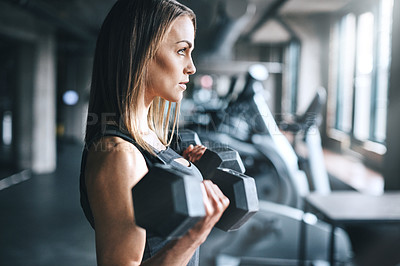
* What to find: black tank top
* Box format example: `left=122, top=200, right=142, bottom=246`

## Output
left=79, top=125, right=202, bottom=266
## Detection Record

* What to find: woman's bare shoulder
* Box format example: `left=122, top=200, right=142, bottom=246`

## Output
left=85, top=136, right=148, bottom=187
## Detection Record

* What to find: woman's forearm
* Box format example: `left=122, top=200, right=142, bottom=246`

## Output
left=141, top=233, right=201, bottom=266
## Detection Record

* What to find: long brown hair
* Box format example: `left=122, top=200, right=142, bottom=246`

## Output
left=85, top=0, right=196, bottom=152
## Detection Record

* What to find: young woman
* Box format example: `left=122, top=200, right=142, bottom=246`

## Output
left=79, top=0, right=230, bottom=265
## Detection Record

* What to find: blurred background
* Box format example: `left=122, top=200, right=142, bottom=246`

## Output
left=0, top=0, right=399, bottom=265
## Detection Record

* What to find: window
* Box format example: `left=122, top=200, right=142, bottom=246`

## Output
left=335, top=13, right=356, bottom=133
left=374, top=0, right=393, bottom=142
left=354, top=11, right=375, bottom=141
left=332, top=0, right=393, bottom=149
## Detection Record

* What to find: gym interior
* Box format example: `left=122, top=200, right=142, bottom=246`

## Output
left=1, top=0, right=399, bottom=265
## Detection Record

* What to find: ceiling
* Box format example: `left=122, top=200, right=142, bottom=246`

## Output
left=4, top=0, right=352, bottom=38
left=2, top=0, right=354, bottom=56
left=279, top=0, right=351, bottom=14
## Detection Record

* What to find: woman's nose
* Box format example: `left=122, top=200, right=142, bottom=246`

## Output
left=185, top=57, right=196, bottom=75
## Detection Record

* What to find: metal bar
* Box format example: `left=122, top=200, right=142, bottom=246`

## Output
left=244, top=0, right=289, bottom=39
left=329, top=224, right=336, bottom=265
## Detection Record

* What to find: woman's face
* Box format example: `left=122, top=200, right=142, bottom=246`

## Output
left=146, top=15, right=196, bottom=103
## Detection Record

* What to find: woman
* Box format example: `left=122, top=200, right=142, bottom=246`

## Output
left=79, top=0, right=230, bottom=265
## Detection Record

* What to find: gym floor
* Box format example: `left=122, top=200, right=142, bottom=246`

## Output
left=0, top=141, right=96, bottom=266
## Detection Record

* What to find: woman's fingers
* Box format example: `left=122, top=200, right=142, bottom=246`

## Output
left=182, top=144, right=194, bottom=160
left=190, top=145, right=206, bottom=162
left=196, top=146, right=206, bottom=161
left=202, top=180, right=229, bottom=218
left=211, top=183, right=230, bottom=209
left=182, top=144, right=206, bottom=162
left=200, top=182, right=213, bottom=216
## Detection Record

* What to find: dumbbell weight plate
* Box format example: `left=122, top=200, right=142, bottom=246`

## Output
left=211, top=168, right=259, bottom=231
left=176, top=129, right=202, bottom=153
left=132, top=164, right=205, bottom=239
left=194, top=147, right=246, bottom=179
left=210, top=146, right=246, bottom=174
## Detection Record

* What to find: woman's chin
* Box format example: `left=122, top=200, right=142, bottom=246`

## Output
left=164, top=93, right=184, bottom=103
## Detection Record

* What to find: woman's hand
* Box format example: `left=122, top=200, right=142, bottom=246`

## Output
left=182, top=144, right=206, bottom=163
left=185, top=180, right=230, bottom=245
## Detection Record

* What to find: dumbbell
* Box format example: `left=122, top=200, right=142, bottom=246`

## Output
left=175, top=129, right=246, bottom=174
left=131, top=163, right=205, bottom=239
left=177, top=130, right=259, bottom=231
left=132, top=162, right=258, bottom=237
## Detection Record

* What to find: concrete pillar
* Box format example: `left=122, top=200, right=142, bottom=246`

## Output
left=1, top=1, right=57, bottom=174
left=63, top=55, right=92, bottom=142
left=383, top=0, right=400, bottom=190
left=16, top=43, right=35, bottom=170
left=31, top=33, right=57, bottom=174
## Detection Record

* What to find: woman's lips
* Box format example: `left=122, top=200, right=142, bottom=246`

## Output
left=179, top=83, right=187, bottom=90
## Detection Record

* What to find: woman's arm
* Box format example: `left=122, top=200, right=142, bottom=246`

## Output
left=85, top=137, right=229, bottom=266
left=85, top=137, right=148, bottom=265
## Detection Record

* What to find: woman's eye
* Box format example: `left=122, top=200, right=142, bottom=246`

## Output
left=178, top=48, right=187, bottom=55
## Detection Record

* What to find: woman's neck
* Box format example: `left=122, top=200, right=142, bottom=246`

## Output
left=137, top=93, right=167, bottom=151
left=137, top=93, right=152, bottom=134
